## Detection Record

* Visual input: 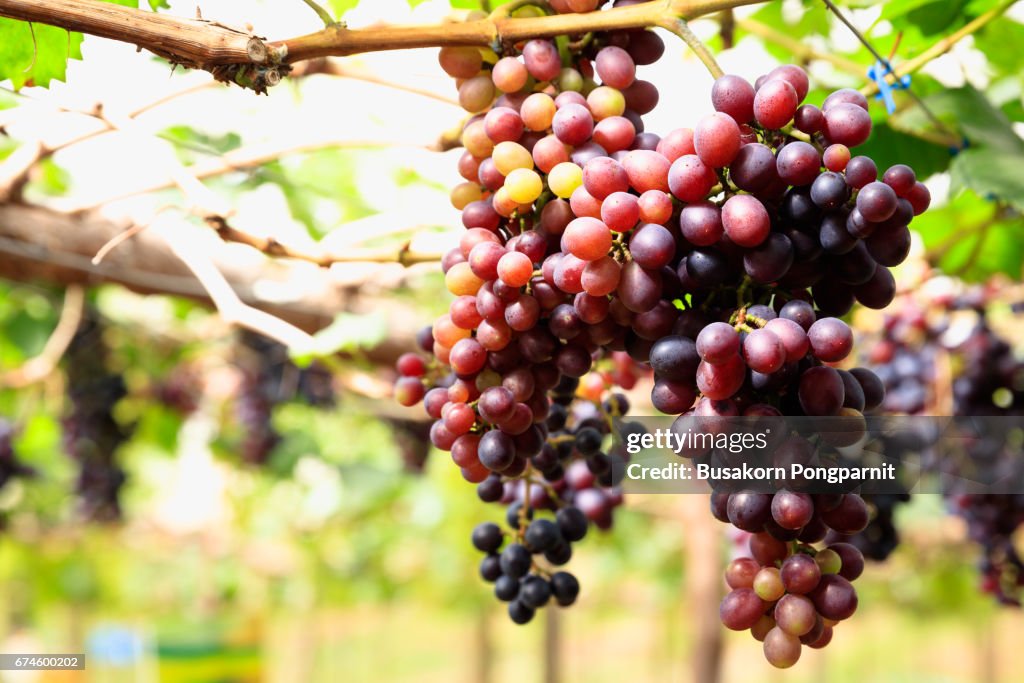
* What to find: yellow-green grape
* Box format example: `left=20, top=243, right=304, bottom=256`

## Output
left=493, top=141, right=534, bottom=175
left=548, top=162, right=583, bottom=199
left=558, top=68, right=584, bottom=92
left=587, top=86, right=626, bottom=120
left=450, top=182, right=484, bottom=209
left=504, top=168, right=543, bottom=204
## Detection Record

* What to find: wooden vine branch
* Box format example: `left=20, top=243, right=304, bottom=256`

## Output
left=0, top=0, right=765, bottom=89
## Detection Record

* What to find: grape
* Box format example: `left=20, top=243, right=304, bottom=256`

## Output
left=532, top=134, right=571, bottom=173
left=753, top=79, right=799, bottom=129
left=855, top=265, right=896, bottom=309
left=726, top=557, right=762, bottom=589
left=766, top=64, right=810, bottom=101
left=823, top=88, right=869, bottom=112
left=772, top=490, right=814, bottom=529
left=694, top=112, right=742, bottom=168
left=625, top=29, right=665, bottom=65
left=651, top=379, right=697, bottom=414
left=549, top=162, right=584, bottom=199
left=492, top=56, right=529, bottom=93
left=720, top=588, right=767, bottom=630
left=775, top=594, right=817, bottom=637
left=667, top=154, right=715, bottom=202
left=744, top=233, right=794, bottom=283
left=595, top=46, right=636, bottom=89
left=808, top=574, right=858, bottom=621
left=776, top=141, right=821, bottom=187
left=810, top=171, right=849, bottom=209
left=563, top=217, right=613, bottom=261
left=829, top=542, right=865, bottom=581
left=484, top=106, right=524, bottom=144
left=779, top=299, right=816, bottom=331
left=504, top=168, right=543, bottom=203
left=798, top=366, right=845, bottom=416
left=522, top=39, right=562, bottom=82
left=906, top=181, right=931, bottom=215
left=629, top=224, right=676, bottom=269
left=763, top=628, right=802, bottom=669
left=781, top=552, right=822, bottom=594
left=844, top=155, right=877, bottom=189
left=823, top=144, right=851, bottom=172
left=614, top=260, right=660, bottom=312
left=622, top=150, right=671, bottom=193
left=587, top=86, right=626, bottom=120
left=727, top=491, right=772, bottom=532
left=552, top=103, right=594, bottom=146
left=593, top=116, right=636, bottom=153
left=711, top=74, right=755, bottom=124
left=459, top=76, right=497, bottom=113
left=657, top=127, right=696, bottom=162
left=649, top=335, right=700, bottom=382
left=722, top=194, right=770, bottom=247
left=697, top=322, right=740, bottom=364
left=520, top=93, right=556, bottom=131
left=820, top=494, right=869, bottom=535
left=439, top=46, right=483, bottom=79
left=582, top=157, right=628, bottom=201
left=753, top=567, right=785, bottom=601
left=730, top=143, right=777, bottom=192
left=743, top=328, right=786, bottom=374
left=679, top=201, right=723, bottom=246
left=808, top=317, right=853, bottom=362
left=823, top=102, right=872, bottom=147
left=793, top=104, right=824, bottom=134
left=856, top=181, right=898, bottom=222
left=638, top=189, right=673, bottom=224
left=763, top=318, right=809, bottom=362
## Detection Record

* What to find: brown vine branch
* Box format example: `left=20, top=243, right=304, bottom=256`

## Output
left=0, top=0, right=765, bottom=85
left=204, top=215, right=444, bottom=267
left=0, top=284, right=84, bottom=389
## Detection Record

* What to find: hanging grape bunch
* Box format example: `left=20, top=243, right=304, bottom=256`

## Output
left=392, top=0, right=928, bottom=663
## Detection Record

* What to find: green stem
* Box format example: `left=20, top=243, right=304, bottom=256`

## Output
left=299, top=0, right=337, bottom=28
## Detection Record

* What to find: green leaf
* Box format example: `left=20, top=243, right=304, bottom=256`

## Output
left=328, top=0, right=360, bottom=18
left=148, top=0, right=170, bottom=9
left=747, top=3, right=831, bottom=62
left=290, top=312, right=388, bottom=363
left=975, top=16, right=1024, bottom=75
left=950, top=147, right=1024, bottom=210
left=882, top=0, right=969, bottom=36
left=408, top=0, right=430, bottom=6
left=855, top=121, right=952, bottom=180
left=894, top=86, right=1024, bottom=153
left=0, top=19, right=83, bottom=90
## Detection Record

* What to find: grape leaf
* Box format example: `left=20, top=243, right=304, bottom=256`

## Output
left=894, top=86, right=1024, bottom=153
left=854, top=122, right=952, bottom=180
left=950, top=148, right=1024, bottom=211
left=882, top=0, right=969, bottom=36
left=328, top=0, right=360, bottom=18
left=0, top=19, right=83, bottom=90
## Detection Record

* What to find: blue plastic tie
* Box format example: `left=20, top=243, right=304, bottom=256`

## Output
left=867, top=60, right=911, bottom=114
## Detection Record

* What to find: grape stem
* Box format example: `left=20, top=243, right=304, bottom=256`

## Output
left=298, top=0, right=337, bottom=28
left=655, top=16, right=724, bottom=79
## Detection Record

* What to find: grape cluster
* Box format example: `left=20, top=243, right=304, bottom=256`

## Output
left=719, top=530, right=866, bottom=667
left=0, top=419, right=34, bottom=492
left=397, top=1, right=927, bottom=648
left=62, top=314, right=128, bottom=521
left=863, top=280, right=1024, bottom=603
left=233, top=332, right=337, bottom=465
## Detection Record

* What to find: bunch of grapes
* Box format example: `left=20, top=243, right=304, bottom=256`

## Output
left=0, top=419, right=34, bottom=492
left=232, top=332, right=338, bottom=465
left=395, top=1, right=929, bottom=657
left=62, top=314, right=129, bottom=521
left=862, top=280, right=1024, bottom=602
